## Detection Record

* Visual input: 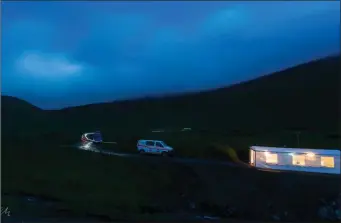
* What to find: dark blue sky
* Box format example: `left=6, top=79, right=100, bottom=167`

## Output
left=1, top=1, right=340, bottom=109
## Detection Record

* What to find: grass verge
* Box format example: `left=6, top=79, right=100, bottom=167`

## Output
left=2, top=142, right=340, bottom=221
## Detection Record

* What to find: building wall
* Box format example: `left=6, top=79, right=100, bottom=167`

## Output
left=252, top=150, right=340, bottom=174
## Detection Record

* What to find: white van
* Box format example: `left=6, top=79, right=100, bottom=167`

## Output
left=137, top=140, right=174, bottom=156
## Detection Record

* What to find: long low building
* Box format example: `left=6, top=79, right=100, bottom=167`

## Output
left=250, top=146, right=341, bottom=174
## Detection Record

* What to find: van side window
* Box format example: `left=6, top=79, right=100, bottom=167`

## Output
left=146, top=141, right=155, bottom=146
left=155, top=142, right=163, bottom=147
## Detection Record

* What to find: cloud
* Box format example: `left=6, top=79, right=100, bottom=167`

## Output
left=198, top=1, right=340, bottom=41
left=201, top=6, right=249, bottom=37
left=2, top=20, right=58, bottom=55
left=15, top=51, right=84, bottom=77
left=73, top=13, right=153, bottom=68
left=1, top=1, right=340, bottom=108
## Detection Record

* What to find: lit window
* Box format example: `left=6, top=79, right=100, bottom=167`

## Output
left=292, top=155, right=305, bottom=166
left=265, top=152, right=278, bottom=164
left=306, top=152, right=315, bottom=160
left=305, top=153, right=320, bottom=167
left=250, top=150, right=255, bottom=165
left=321, top=156, right=335, bottom=168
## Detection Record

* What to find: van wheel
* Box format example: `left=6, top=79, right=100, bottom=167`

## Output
left=161, top=152, right=168, bottom=157
left=139, top=150, right=145, bottom=154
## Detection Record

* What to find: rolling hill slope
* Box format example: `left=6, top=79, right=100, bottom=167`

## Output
left=53, top=55, right=340, bottom=136
left=1, top=96, right=51, bottom=141
left=2, top=55, right=340, bottom=143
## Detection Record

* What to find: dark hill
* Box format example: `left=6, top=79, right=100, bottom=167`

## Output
left=1, top=95, right=52, bottom=142
left=53, top=55, right=340, bottom=136
left=2, top=55, right=340, bottom=142
left=1, top=95, right=42, bottom=114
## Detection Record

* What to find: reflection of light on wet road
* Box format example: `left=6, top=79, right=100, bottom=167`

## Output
left=78, top=143, right=101, bottom=153
left=77, top=145, right=130, bottom=157
left=63, top=143, right=240, bottom=167
left=195, top=215, right=220, bottom=220
left=100, top=151, right=130, bottom=157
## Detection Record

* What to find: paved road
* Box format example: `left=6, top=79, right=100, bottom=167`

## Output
left=61, top=143, right=321, bottom=175
left=60, top=143, right=241, bottom=167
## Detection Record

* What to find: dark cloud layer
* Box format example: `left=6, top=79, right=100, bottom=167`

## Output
left=1, top=1, right=340, bottom=109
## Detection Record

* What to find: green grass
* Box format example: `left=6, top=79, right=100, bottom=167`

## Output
left=2, top=143, right=202, bottom=220
left=2, top=143, right=340, bottom=221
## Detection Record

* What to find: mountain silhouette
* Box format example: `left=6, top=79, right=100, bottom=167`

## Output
left=2, top=55, right=340, bottom=142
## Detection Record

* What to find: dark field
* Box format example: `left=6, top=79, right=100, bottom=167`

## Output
left=2, top=143, right=340, bottom=222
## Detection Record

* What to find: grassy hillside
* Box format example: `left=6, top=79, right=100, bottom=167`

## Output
left=32, top=54, right=337, bottom=153
left=51, top=55, right=339, bottom=135
left=2, top=55, right=340, bottom=151
left=1, top=96, right=52, bottom=142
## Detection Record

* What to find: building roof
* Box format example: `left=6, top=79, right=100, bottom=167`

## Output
left=250, top=146, right=341, bottom=156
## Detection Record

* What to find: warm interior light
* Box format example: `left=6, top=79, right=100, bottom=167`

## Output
left=321, top=156, right=335, bottom=168
left=250, top=150, right=255, bottom=165
left=264, top=152, right=278, bottom=164
left=306, top=152, right=315, bottom=158
left=292, top=154, right=306, bottom=166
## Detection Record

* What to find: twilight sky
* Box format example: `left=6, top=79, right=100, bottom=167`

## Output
left=1, top=1, right=340, bottom=109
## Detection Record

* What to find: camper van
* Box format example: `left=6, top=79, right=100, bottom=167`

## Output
left=137, top=140, right=174, bottom=156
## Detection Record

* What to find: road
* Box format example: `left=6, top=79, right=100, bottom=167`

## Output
left=63, top=143, right=325, bottom=175
left=60, top=143, right=242, bottom=167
